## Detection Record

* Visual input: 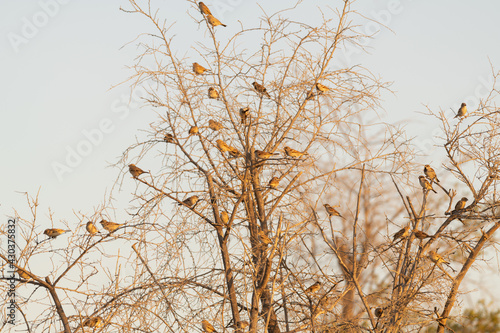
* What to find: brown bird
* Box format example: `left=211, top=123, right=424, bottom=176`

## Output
left=208, top=119, right=223, bottom=131
left=228, top=146, right=243, bottom=158
left=220, top=211, right=229, bottom=224
left=216, top=139, right=231, bottom=153
left=179, top=195, right=199, bottom=207
left=455, top=102, right=467, bottom=118
left=393, top=225, right=410, bottom=241
left=324, top=204, right=343, bottom=218
left=414, top=230, right=430, bottom=240
left=315, top=83, right=330, bottom=93
left=255, top=150, right=277, bottom=159
left=129, top=164, right=148, bottom=178
left=206, top=14, right=226, bottom=27
left=268, top=176, right=280, bottom=189
left=100, top=220, right=122, bottom=232
left=453, top=197, right=468, bottom=212
left=424, top=164, right=440, bottom=183
left=189, top=126, right=199, bottom=136
left=374, top=307, right=383, bottom=318
left=305, top=281, right=321, bottom=293
left=164, top=133, right=175, bottom=143
left=239, top=107, right=250, bottom=124
left=86, top=221, right=99, bottom=235
left=419, top=175, right=437, bottom=193
left=17, top=268, right=31, bottom=280
left=43, top=228, right=70, bottom=239
left=284, top=146, right=307, bottom=158
left=193, top=62, right=209, bottom=75
left=258, top=230, right=272, bottom=245
left=198, top=2, right=212, bottom=15
left=208, top=87, right=219, bottom=99
left=252, top=82, right=271, bottom=98
left=83, top=316, right=103, bottom=328
left=202, top=320, right=217, bottom=332
left=428, top=250, right=449, bottom=265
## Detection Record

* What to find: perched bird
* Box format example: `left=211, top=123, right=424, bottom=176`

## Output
left=455, top=102, right=467, bottom=118
left=86, top=221, right=99, bottom=235
left=228, top=146, right=243, bottom=158
left=258, top=230, right=272, bottom=245
left=424, top=164, right=440, bottom=183
left=44, top=228, right=70, bottom=239
left=220, top=211, right=229, bottom=224
left=414, top=230, right=430, bottom=240
left=393, top=225, right=410, bottom=241
left=16, top=268, right=31, bottom=280
left=284, top=146, right=307, bottom=158
left=323, top=204, right=343, bottom=218
left=216, top=139, right=231, bottom=152
left=419, top=175, right=437, bottom=193
left=206, top=13, right=226, bottom=27
left=374, top=307, right=383, bottom=318
left=189, top=126, right=199, bottom=136
left=239, top=107, right=250, bottom=124
left=305, top=281, right=321, bottom=293
left=100, top=220, right=122, bottom=233
left=202, top=320, right=216, bottom=332
left=164, top=133, right=175, bottom=143
left=128, top=164, right=148, bottom=179
left=208, top=87, right=219, bottom=99
left=83, top=316, right=103, bottom=328
left=453, top=197, right=468, bottom=212
left=179, top=195, right=199, bottom=207
left=252, top=82, right=271, bottom=98
left=193, top=62, right=209, bottom=75
left=198, top=2, right=212, bottom=15
left=255, top=150, right=277, bottom=159
left=268, top=176, right=280, bottom=189
left=315, top=83, right=330, bottom=93
left=428, top=250, right=449, bottom=265
left=208, top=119, right=223, bottom=131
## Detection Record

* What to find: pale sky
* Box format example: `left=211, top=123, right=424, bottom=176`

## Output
left=2, top=0, right=500, bottom=307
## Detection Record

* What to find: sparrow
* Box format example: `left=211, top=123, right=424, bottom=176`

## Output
left=315, top=83, right=330, bottom=93
left=255, top=150, right=277, bottom=159
left=189, top=126, right=199, bottom=136
left=414, top=230, right=430, bottom=240
left=228, top=146, right=243, bottom=158
left=202, top=320, right=217, bottom=332
left=374, top=307, right=383, bottom=318
left=258, top=230, right=272, bottom=245
left=252, top=82, right=271, bottom=98
left=16, top=268, right=31, bottom=280
left=208, top=87, right=219, bottom=99
left=193, top=62, right=209, bottom=75
left=179, top=195, right=199, bottom=207
left=424, top=164, right=440, bottom=183
left=206, top=14, right=226, bottom=27
left=453, top=197, right=468, bottom=212
left=198, top=2, right=212, bottom=15
left=86, top=221, right=99, bottom=235
left=43, top=228, right=70, bottom=239
left=455, top=102, right=467, bottom=118
left=393, top=225, right=410, bottom=241
left=284, top=146, right=307, bottom=158
left=100, top=220, right=123, bottom=233
left=208, top=119, right=223, bottom=131
left=164, top=133, right=175, bottom=143
left=239, top=107, right=250, bottom=124
left=220, top=211, right=229, bottom=224
left=305, top=281, right=321, bottom=293
left=129, top=164, right=148, bottom=178
left=83, top=316, right=103, bottom=328
left=216, top=139, right=231, bottom=152
left=268, top=176, right=280, bottom=189
left=419, top=175, right=437, bottom=193
left=428, top=250, right=449, bottom=265
left=323, top=204, right=343, bottom=218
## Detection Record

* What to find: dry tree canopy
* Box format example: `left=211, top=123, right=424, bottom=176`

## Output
left=3, top=1, right=500, bottom=333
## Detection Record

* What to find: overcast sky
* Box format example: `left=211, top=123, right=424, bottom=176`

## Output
left=2, top=0, right=500, bottom=306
